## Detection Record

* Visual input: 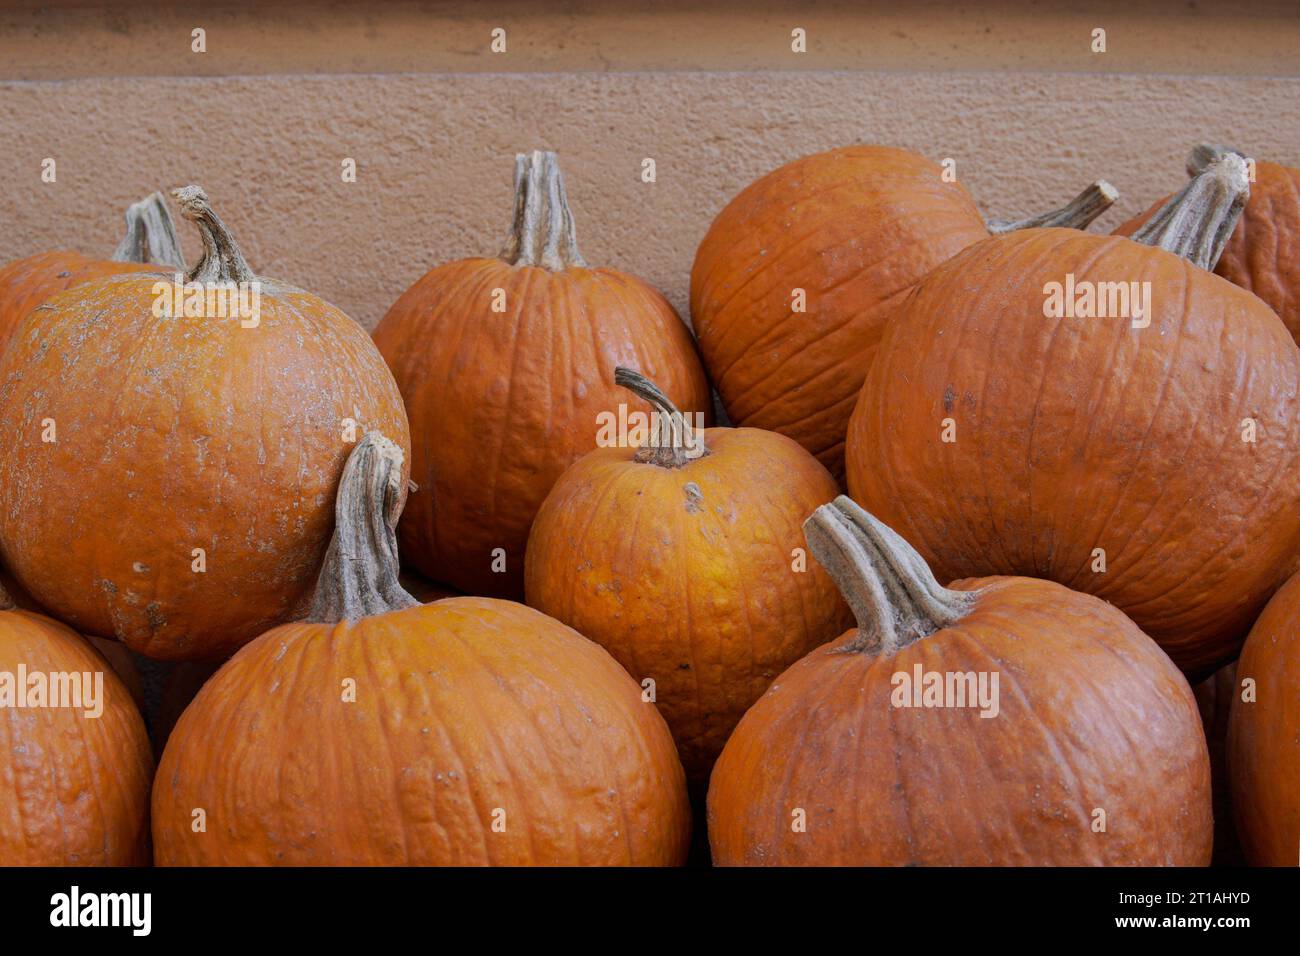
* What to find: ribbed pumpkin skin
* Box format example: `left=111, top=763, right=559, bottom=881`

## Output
left=690, top=146, right=992, bottom=482
left=708, top=576, right=1212, bottom=866
left=0, top=251, right=165, bottom=354
left=373, top=259, right=711, bottom=599
left=847, top=228, right=1300, bottom=676
left=0, top=608, right=153, bottom=865
left=0, top=275, right=410, bottom=661
left=1116, top=160, right=1300, bottom=345
left=153, top=597, right=691, bottom=865
left=1228, top=571, right=1300, bottom=865
left=525, top=427, right=852, bottom=783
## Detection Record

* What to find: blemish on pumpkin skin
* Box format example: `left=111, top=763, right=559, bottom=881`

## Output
left=683, top=482, right=703, bottom=513
left=943, top=385, right=955, bottom=414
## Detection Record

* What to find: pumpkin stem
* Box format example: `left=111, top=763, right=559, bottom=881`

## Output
left=1129, top=154, right=1249, bottom=271
left=305, top=432, right=420, bottom=624
left=500, top=150, right=587, bottom=271
left=111, top=192, right=187, bottom=269
left=804, top=496, right=974, bottom=656
left=985, top=180, right=1118, bottom=234
left=1186, top=144, right=1245, bottom=177
left=613, top=367, right=708, bottom=468
left=172, top=185, right=257, bottom=285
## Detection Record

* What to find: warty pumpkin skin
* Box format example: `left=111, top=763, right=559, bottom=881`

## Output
left=153, top=433, right=691, bottom=866
left=1228, top=570, right=1300, bottom=866
left=0, top=186, right=410, bottom=661
left=0, top=584, right=154, bottom=865
left=525, top=369, right=852, bottom=785
left=1116, top=145, right=1300, bottom=345
left=373, top=151, right=712, bottom=599
left=0, top=191, right=186, bottom=354
left=846, top=155, right=1300, bottom=677
left=707, top=497, right=1212, bottom=866
left=690, top=145, right=1116, bottom=481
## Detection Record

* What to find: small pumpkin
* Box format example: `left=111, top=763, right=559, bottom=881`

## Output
left=0, top=582, right=153, bottom=865
left=0, top=191, right=186, bottom=354
left=153, top=433, right=691, bottom=865
left=1117, top=144, right=1300, bottom=345
left=707, top=497, right=1212, bottom=866
left=847, top=154, right=1300, bottom=677
left=691, top=145, right=1116, bottom=481
left=0, top=186, right=410, bottom=661
left=525, top=368, right=851, bottom=785
left=1228, top=570, right=1300, bottom=866
left=374, top=150, right=711, bottom=599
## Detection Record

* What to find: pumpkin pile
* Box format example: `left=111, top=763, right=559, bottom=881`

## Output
left=0, top=140, right=1296, bottom=868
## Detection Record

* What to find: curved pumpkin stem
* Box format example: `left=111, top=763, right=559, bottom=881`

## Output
left=614, top=367, right=708, bottom=468
left=1187, top=144, right=1247, bottom=177
left=804, top=496, right=974, bottom=656
left=111, top=192, right=187, bottom=269
left=500, top=150, right=586, bottom=271
left=985, top=180, right=1118, bottom=234
left=1130, top=154, right=1249, bottom=271
left=305, top=432, right=420, bottom=624
left=172, top=185, right=257, bottom=285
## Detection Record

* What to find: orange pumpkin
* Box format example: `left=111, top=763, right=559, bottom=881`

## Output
left=1228, top=570, right=1300, bottom=865
left=0, top=186, right=409, bottom=661
left=374, top=150, right=711, bottom=599
left=153, top=433, right=691, bottom=865
left=847, top=154, right=1299, bottom=677
left=0, top=191, right=185, bottom=354
left=0, top=582, right=153, bottom=865
left=1194, top=660, right=1244, bottom=866
left=708, top=497, right=1212, bottom=866
left=691, top=145, right=1116, bottom=481
left=525, top=368, right=851, bottom=785
left=1117, top=144, right=1300, bottom=345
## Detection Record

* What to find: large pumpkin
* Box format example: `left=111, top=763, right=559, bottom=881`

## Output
left=0, top=583, right=153, bottom=865
left=708, top=497, right=1212, bottom=866
left=690, top=145, right=1116, bottom=481
left=1117, top=144, right=1300, bottom=345
left=846, top=153, right=1299, bottom=677
left=525, top=368, right=851, bottom=785
left=0, top=186, right=409, bottom=661
left=1228, top=570, right=1300, bottom=866
left=0, top=191, right=186, bottom=354
left=373, top=150, right=711, bottom=599
left=153, top=433, right=691, bottom=865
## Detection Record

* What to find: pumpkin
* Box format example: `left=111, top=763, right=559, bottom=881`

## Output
left=1117, top=144, right=1300, bottom=345
left=374, top=150, right=711, bottom=599
left=846, top=153, right=1299, bottom=678
left=0, top=186, right=410, bottom=661
left=153, top=432, right=691, bottom=865
left=1228, top=570, right=1300, bottom=866
left=0, top=581, right=153, bottom=865
left=1194, top=661, right=1244, bottom=866
left=0, top=191, right=186, bottom=354
left=525, top=368, right=851, bottom=785
left=690, top=145, right=1117, bottom=481
left=708, top=496, right=1212, bottom=866
left=398, top=569, right=461, bottom=604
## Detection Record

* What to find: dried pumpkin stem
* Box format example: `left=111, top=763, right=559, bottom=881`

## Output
left=1186, top=144, right=1244, bottom=177
left=111, top=192, right=187, bottom=269
left=172, top=185, right=257, bottom=284
left=614, top=367, right=708, bottom=468
left=1130, top=154, right=1249, bottom=271
left=305, top=432, right=420, bottom=623
left=804, top=496, right=974, bottom=656
left=500, top=150, right=586, bottom=270
left=986, top=180, right=1118, bottom=234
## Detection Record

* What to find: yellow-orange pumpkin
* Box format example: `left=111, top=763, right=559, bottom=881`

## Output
left=708, top=497, right=1212, bottom=866
left=526, top=368, right=851, bottom=785
left=691, top=145, right=1115, bottom=481
left=0, top=583, right=153, bottom=865
left=153, top=433, right=691, bottom=865
left=374, top=151, right=712, bottom=599
left=0, top=186, right=409, bottom=661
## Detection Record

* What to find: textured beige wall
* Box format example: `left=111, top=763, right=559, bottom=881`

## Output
left=2, top=70, right=1296, bottom=330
